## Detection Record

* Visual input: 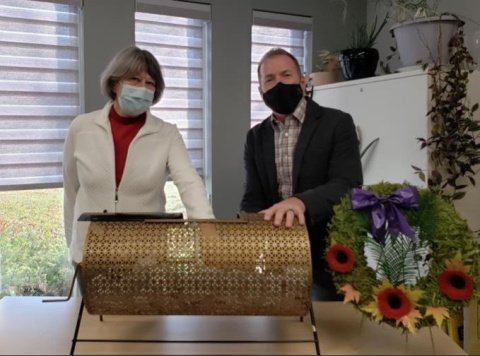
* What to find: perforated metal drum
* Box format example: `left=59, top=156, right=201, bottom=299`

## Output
left=79, top=218, right=312, bottom=316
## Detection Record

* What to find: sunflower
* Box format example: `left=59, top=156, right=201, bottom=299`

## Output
left=378, top=287, right=412, bottom=319
left=363, top=280, right=423, bottom=324
left=326, top=243, right=355, bottom=273
left=438, top=256, right=474, bottom=301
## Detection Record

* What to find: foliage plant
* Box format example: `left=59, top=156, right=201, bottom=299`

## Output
left=327, top=182, right=479, bottom=333
left=314, top=50, right=340, bottom=72
left=348, top=15, right=388, bottom=49
left=372, top=0, right=439, bottom=23
left=412, top=26, right=480, bottom=202
left=392, top=0, right=438, bottom=19
left=0, top=189, right=72, bottom=297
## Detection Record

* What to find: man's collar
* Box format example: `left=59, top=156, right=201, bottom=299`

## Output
left=270, top=97, right=307, bottom=126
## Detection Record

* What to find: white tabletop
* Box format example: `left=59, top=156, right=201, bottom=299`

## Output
left=0, top=296, right=466, bottom=355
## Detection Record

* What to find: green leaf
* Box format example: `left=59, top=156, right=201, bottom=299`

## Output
left=364, top=233, right=430, bottom=286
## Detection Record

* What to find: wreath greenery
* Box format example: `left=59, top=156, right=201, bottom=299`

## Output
left=327, top=182, right=479, bottom=333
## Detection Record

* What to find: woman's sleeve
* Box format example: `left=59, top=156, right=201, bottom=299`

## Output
left=167, top=126, right=214, bottom=219
left=63, top=123, right=80, bottom=247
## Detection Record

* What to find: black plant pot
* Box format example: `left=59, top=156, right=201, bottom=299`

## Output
left=340, top=48, right=379, bottom=80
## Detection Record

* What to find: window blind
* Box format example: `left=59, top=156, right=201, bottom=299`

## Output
left=0, top=0, right=81, bottom=190
left=135, top=0, right=211, bottom=177
left=251, top=10, right=312, bottom=127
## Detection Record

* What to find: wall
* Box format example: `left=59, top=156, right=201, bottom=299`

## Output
left=83, top=0, right=136, bottom=112
left=81, top=0, right=366, bottom=218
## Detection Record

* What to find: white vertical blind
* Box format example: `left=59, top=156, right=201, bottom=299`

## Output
left=251, top=11, right=312, bottom=127
left=0, top=0, right=81, bottom=190
left=135, top=0, right=211, bottom=177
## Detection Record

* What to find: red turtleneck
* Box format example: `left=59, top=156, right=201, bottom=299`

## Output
left=109, top=106, right=146, bottom=187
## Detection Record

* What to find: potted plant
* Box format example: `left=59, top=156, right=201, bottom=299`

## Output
left=339, top=15, right=388, bottom=80
left=308, top=50, right=341, bottom=86
left=412, top=26, right=480, bottom=202
left=376, top=0, right=463, bottom=68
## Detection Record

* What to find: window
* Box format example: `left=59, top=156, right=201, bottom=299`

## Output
left=251, top=10, right=312, bottom=127
left=135, top=0, right=211, bottom=180
left=0, top=0, right=81, bottom=190
left=0, top=0, right=81, bottom=297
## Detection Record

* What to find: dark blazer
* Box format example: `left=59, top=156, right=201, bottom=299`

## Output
left=241, top=97, right=363, bottom=298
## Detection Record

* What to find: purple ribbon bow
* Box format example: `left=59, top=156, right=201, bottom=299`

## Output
left=351, top=186, right=419, bottom=245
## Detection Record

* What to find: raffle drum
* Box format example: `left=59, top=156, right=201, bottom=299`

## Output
left=78, top=219, right=312, bottom=316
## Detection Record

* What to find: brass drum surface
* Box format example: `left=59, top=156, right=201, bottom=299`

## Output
left=80, top=220, right=312, bottom=316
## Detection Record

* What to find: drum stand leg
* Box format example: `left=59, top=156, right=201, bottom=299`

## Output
left=39, top=265, right=84, bottom=355
left=42, top=265, right=79, bottom=304
left=309, top=303, right=321, bottom=355
left=70, top=298, right=84, bottom=356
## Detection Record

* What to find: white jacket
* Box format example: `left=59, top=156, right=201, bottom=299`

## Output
left=63, top=102, right=214, bottom=263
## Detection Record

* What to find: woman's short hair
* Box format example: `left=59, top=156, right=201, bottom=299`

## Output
left=100, top=46, right=165, bottom=104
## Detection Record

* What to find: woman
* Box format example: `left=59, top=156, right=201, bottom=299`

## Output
left=63, top=46, right=214, bottom=263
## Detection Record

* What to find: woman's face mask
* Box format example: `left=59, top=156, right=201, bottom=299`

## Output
left=117, top=84, right=154, bottom=117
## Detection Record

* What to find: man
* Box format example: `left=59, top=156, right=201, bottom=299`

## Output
left=241, top=48, right=363, bottom=300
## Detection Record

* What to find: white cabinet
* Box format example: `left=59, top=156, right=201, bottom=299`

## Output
left=312, top=70, right=480, bottom=230
left=313, top=70, right=429, bottom=187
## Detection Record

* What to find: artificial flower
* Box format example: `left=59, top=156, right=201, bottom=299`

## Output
left=377, top=286, right=412, bottom=320
left=438, top=255, right=474, bottom=301
left=445, top=254, right=471, bottom=273
left=362, top=280, right=423, bottom=323
left=438, top=270, right=473, bottom=301
left=362, top=300, right=384, bottom=323
left=340, top=283, right=361, bottom=304
left=425, top=306, right=450, bottom=327
left=326, top=243, right=355, bottom=273
left=396, top=308, right=422, bottom=333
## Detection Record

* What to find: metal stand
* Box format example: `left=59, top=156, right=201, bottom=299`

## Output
left=70, top=298, right=85, bottom=356
left=69, top=299, right=321, bottom=356
left=309, top=304, right=321, bottom=355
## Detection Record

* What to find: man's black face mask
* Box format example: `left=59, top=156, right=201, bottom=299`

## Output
left=262, top=82, right=304, bottom=115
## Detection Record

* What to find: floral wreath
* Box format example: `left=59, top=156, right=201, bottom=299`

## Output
left=326, top=182, right=479, bottom=333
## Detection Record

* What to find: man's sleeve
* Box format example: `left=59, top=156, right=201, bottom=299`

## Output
left=294, top=113, right=363, bottom=226
left=240, top=129, right=268, bottom=213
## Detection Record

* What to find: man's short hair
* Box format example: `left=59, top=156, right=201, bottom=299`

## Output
left=257, top=48, right=302, bottom=82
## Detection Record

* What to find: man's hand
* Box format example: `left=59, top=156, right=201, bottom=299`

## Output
left=261, top=197, right=306, bottom=228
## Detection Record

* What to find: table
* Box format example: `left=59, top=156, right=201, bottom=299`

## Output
left=0, top=297, right=466, bottom=355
